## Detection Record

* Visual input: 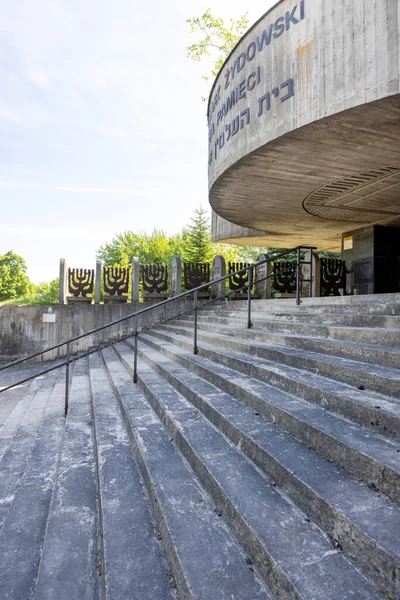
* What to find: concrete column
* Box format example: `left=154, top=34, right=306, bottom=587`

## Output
left=255, top=254, right=272, bottom=299
left=59, top=258, right=67, bottom=305
left=313, top=252, right=321, bottom=298
left=131, top=257, right=140, bottom=303
left=301, top=251, right=311, bottom=298
left=95, top=259, right=102, bottom=304
left=171, top=256, right=182, bottom=297
left=302, top=251, right=321, bottom=297
left=212, top=255, right=226, bottom=299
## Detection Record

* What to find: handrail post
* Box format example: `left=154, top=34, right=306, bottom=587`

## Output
left=296, top=248, right=301, bottom=306
left=194, top=290, right=198, bottom=355
left=64, top=341, right=70, bottom=417
left=247, top=267, right=253, bottom=329
left=133, top=313, right=138, bottom=383
left=309, top=250, right=313, bottom=298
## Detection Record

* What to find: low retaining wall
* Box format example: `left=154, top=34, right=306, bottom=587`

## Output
left=0, top=300, right=190, bottom=363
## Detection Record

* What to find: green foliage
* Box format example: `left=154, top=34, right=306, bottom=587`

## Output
left=233, top=245, right=273, bottom=263
left=319, top=251, right=341, bottom=259
left=34, top=278, right=59, bottom=304
left=186, top=8, right=249, bottom=97
left=0, top=251, right=33, bottom=301
left=97, top=229, right=188, bottom=267
left=181, top=207, right=215, bottom=263
left=95, top=209, right=341, bottom=281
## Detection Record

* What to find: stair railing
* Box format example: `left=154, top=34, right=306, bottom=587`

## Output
left=0, top=246, right=316, bottom=415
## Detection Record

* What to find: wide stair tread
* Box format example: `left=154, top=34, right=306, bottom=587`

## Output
left=187, top=313, right=400, bottom=347
left=201, top=309, right=400, bottom=328
left=176, top=316, right=400, bottom=369
left=140, top=330, right=400, bottom=504
left=0, top=369, right=66, bottom=599
left=89, top=350, right=174, bottom=600
left=34, top=358, right=98, bottom=600
left=0, top=365, right=48, bottom=425
left=158, top=322, right=400, bottom=397
left=154, top=323, right=400, bottom=438
left=206, top=297, right=400, bottom=315
left=152, top=324, right=400, bottom=429
left=168, top=320, right=400, bottom=378
left=0, top=376, right=45, bottom=461
left=101, top=346, right=272, bottom=600
left=113, top=342, right=384, bottom=600
left=129, top=337, right=400, bottom=599
left=0, top=370, right=59, bottom=532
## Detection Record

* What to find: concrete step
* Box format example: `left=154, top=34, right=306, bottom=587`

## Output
left=0, top=376, right=43, bottom=462
left=0, top=370, right=59, bottom=532
left=127, top=337, right=400, bottom=599
left=175, top=316, right=400, bottom=369
left=206, top=295, right=400, bottom=315
left=34, top=358, right=99, bottom=600
left=0, top=365, right=48, bottom=425
left=114, top=343, right=385, bottom=600
left=157, top=322, right=400, bottom=399
left=187, top=313, right=400, bottom=347
left=139, top=326, right=400, bottom=432
left=146, top=325, right=400, bottom=439
left=200, top=308, right=400, bottom=329
left=0, top=369, right=66, bottom=599
left=139, top=330, right=400, bottom=504
left=89, top=350, right=174, bottom=600
left=1, top=293, right=399, bottom=598
left=101, top=346, right=273, bottom=600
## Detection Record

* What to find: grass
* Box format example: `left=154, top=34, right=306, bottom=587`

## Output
left=0, top=296, right=57, bottom=307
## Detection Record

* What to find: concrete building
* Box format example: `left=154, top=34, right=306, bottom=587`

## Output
left=208, top=0, right=400, bottom=294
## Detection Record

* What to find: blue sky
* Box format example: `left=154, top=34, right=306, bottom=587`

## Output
left=0, top=0, right=272, bottom=283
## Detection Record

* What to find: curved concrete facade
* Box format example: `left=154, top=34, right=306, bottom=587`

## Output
left=208, top=0, right=400, bottom=249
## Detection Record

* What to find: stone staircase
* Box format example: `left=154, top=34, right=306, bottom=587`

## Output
left=0, top=294, right=399, bottom=599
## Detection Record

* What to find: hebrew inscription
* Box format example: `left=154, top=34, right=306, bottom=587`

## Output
left=208, top=0, right=305, bottom=170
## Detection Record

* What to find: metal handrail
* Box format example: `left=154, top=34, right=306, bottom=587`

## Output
left=0, top=245, right=316, bottom=414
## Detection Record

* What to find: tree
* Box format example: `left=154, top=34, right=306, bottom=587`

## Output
left=186, top=9, right=249, bottom=98
left=35, top=278, right=59, bottom=304
left=181, top=207, right=215, bottom=263
left=0, top=251, right=33, bottom=301
left=97, top=229, right=188, bottom=267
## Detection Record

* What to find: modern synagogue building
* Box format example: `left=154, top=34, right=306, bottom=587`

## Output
left=207, top=0, right=400, bottom=295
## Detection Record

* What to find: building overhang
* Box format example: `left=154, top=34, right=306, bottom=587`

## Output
left=207, top=0, right=400, bottom=249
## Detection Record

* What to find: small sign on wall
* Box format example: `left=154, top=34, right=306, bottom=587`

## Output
left=343, top=236, right=353, bottom=251
left=42, top=313, right=56, bottom=323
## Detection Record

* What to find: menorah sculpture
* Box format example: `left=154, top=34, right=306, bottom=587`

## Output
left=184, top=263, right=211, bottom=297
left=228, top=262, right=253, bottom=298
left=320, top=258, right=348, bottom=296
left=273, top=261, right=297, bottom=295
left=103, top=267, right=130, bottom=303
left=67, top=268, right=94, bottom=304
left=142, top=264, right=168, bottom=303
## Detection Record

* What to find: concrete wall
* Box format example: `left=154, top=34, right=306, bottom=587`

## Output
left=208, top=0, right=399, bottom=186
left=211, top=211, right=268, bottom=244
left=208, top=0, right=400, bottom=249
left=0, top=301, right=191, bottom=363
